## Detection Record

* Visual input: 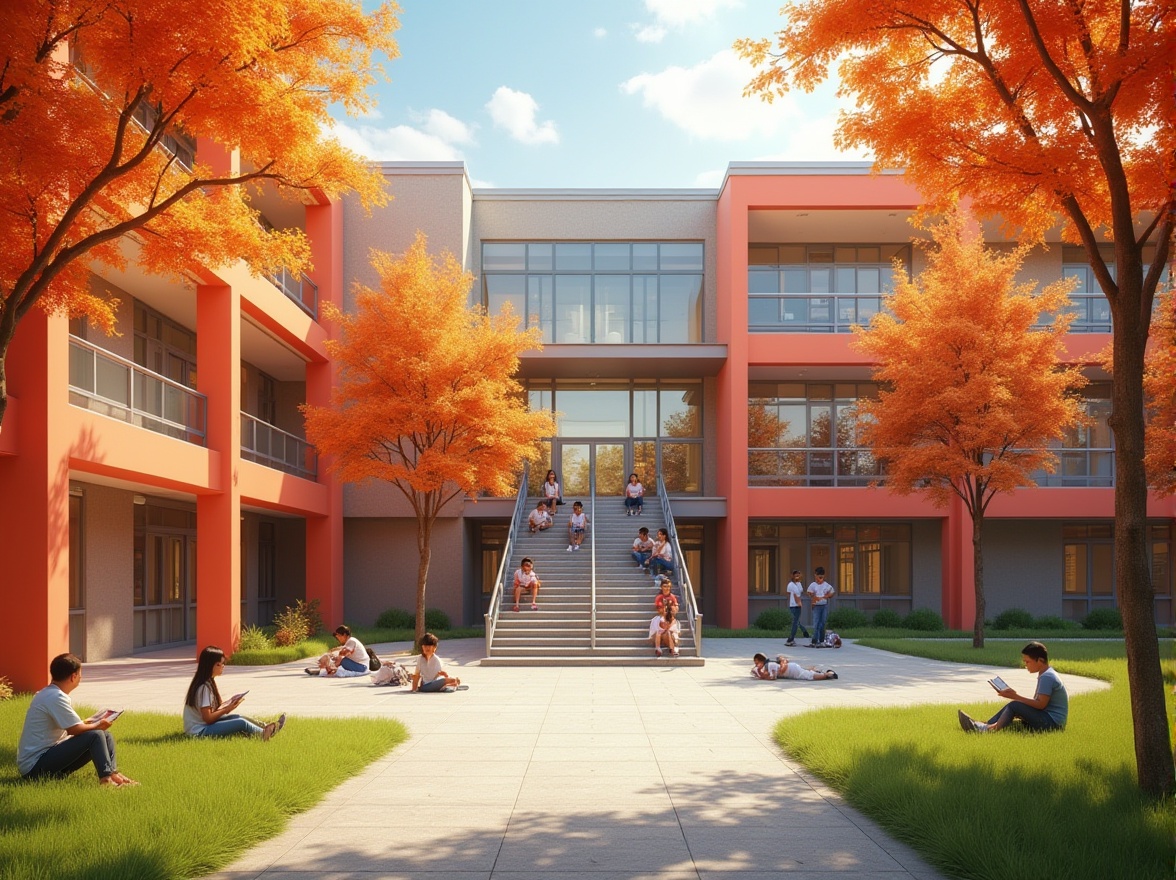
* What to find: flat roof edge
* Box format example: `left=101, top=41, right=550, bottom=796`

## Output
left=726, top=162, right=905, bottom=176
left=472, top=189, right=719, bottom=201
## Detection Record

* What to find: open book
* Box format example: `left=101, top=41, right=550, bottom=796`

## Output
left=988, top=676, right=1009, bottom=692
left=226, top=691, right=248, bottom=704
left=85, top=709, right=124, bottom=723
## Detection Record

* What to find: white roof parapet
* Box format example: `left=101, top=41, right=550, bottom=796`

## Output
left=725, top=161, right=903, bottom=176
left=471, top=188, right=718, bottom=201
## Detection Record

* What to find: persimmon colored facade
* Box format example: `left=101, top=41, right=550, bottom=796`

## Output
left=3, top=161, right=1171, bottom=689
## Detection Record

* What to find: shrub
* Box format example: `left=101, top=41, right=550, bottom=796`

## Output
left=272, top=598, right=323, bottom=644
left=424, top=608, right=452, bottom=631
left=272, top=628, right=300, bottom=647
left=827, top=608, right=868, bottom=630
left=1083, top=607, right=1123, bottom=631
left=871, top=609, right=903, bottom=628
left=903, top=608, right=945, bottom=631
left=376, top=608, right=414, bottom=630
left=1033, top=615, right=1076, bottom=631
left=992, top=607, right=1035, bottom=630
left=754, top=609, right=791, bottom=631
left=0, top=675, right=12, bottom=701
left=238, top=625, right=273, bottom=652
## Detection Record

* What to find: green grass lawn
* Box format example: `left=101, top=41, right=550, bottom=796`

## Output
left=229, top=625, right=484, bottom=665
left=776, top=639, right=1176, bottom=879
left=0, top=699, right=406, bottom=880
left=704, top=625, right=1165, bottom=640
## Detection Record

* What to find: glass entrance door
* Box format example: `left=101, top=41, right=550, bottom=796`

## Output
left=558, top=442, right=627, bottom=497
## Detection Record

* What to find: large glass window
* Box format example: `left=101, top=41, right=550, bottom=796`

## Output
left=1036, top=384, right=1114, bottom=486
left=1062, top=522, right=1171, bottom=621
left=748, top=522, right=912, bottom=597
left=748, top=383, right=880, bottom=486
left=748, top=244, right=910, bottom=332
left=483, top=241, right=704, bottom=343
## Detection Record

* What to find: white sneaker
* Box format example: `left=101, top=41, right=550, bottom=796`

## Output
left=567, top=545, right=573, bottom=552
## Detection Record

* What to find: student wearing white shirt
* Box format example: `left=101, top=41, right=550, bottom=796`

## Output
left=806, top=567, right=835, bottom=647
left=784, top=569, right=811, bottom=646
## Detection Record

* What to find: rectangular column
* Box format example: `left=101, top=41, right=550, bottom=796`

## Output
left=941, top=496, right=975, bottom=629
left=196, top=283, right=242, bottom=653
left=0, top=311, right=71, bottom=690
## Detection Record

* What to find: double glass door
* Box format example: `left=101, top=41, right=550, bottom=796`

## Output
left=558, top=442, right=627, bottom=497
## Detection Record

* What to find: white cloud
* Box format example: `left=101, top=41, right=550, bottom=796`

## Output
left=485, top=86, right=559, bottom=145
left=621, top=49, right=796, bottom=141
left=420, top=108, right=474, bottom=145
left=643, top=0, right=742, bottom=28
left=633, top=23, right=667, bottom=43
left=593, top=26, right=608, bottom=38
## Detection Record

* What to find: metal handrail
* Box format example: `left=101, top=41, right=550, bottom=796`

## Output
left=589, top=461, right=597, bottom=650
left=240, top=412, right=318, bottom=479
left=68, top=335, right=207, bottom=444
left=484, top=463, right=530, bottom=657
left=657, top=474, right=703, bottom=656
left=748, top=292, right=888, bottom=333
left=266, top=267, right=318, bottom=318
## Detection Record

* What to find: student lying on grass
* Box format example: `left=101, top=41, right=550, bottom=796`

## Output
left=958, top=640, right=1068, bottom=734
left=17, top=653, right=138, bottom=787
left=751, top=652, right=838, bottom=681
left=184, top=645, right=285, bottom=740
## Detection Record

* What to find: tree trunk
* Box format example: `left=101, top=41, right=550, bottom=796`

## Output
left=1108, top=288, right=1175, bottom=798
left=972, top=509, right=985, bottom=649
left=414, top=514, right=433, bottom=649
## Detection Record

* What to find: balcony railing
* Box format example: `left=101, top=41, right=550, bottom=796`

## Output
left=267, top=268, right=318, bottom=318
left=68, top=336, right=207, bottom=444
left=1035, top=294, right=1111, bottom=333
left=241, top=412, right=318, bottom=479
left=750, top=446, right=1116, bottom=488
left=748, top=293, right=886, bottom=333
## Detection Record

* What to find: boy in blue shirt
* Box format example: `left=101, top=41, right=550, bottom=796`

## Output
left=958, top=641, right=1068, bottom=733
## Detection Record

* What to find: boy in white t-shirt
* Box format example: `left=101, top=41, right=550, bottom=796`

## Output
left=528, top=501, right=553, bottom=533
left=567, top=501, right=589, bottom=551
left=806, top=567, right=835, bottom=648
left=784, top=569, right=811, bottom=646
left=412, top=633, right=463, bottom=693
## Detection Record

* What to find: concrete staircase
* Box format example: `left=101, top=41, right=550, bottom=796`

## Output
left=482, top=495, right=703, bottom=666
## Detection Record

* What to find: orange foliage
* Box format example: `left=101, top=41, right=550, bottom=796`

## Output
left=853, top=211, right=1087, bottom=511
left=1142, top=289, right=1176, bottom=496
left=0, top=0, right=399, bottom=424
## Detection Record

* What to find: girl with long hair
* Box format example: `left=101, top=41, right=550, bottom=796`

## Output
left=183, top=646, right=285, bottom=740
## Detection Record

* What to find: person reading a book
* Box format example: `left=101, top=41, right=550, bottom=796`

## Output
left=184, top=646, right=285, bottom=740
left=17, top=653, right=138, bottom=786
left=958, top=641, right=1068, bottom=733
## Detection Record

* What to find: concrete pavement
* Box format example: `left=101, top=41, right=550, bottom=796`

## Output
left=75, top=638, right=1108, bottom=879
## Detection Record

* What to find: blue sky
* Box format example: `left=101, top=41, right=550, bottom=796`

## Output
left=330, top=0, right=870, bottom=189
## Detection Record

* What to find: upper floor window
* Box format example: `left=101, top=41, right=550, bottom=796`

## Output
left=1055, top=245, right=1167, bottom=333
left=482, top=242, right=703, bottom=344
left=748, top=244, right=911, bottom=333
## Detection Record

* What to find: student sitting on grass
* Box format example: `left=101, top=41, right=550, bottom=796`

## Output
left=17, top=653, right=138, bottom=787
left=411, top=632, right=465, bottom=692
left=184, top=646, right=285, bottom=740
left=958, top=641, right=1068, bottom=734
left=751, top=653, right=838, bottom=681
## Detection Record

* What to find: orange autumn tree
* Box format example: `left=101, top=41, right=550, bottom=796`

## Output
left=853, top=213, right=1086, bottom=648
left=1143, top=289, right=1176, bottom=497
left=303, top=233, right=555, bottom=644
left=0, top=0, right=399, bottom=427
left=739, top=0, right=1175, bottom=795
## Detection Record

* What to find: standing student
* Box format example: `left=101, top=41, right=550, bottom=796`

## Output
left=631, top=526, right=655, bottom=570
left=806, top=567, right=834, bottom=647
left=649, top=528, right=675, bottom=578
left=567, top=501, right=589, bottom=551
left=411, top=633, right=463, bottom=692
left=184, top=645, right=284, bottom=740
left=17, top=653, right=138, bottom=787
left=785, top=569, right=811, bottom=646
left=512, top=557, right=541, bottom=612
left=623, top=473, right=645, bottom=516
left=958, top=641, right=1069, bottom=733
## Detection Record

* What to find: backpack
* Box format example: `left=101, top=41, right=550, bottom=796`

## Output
left=371, top=661, right=411, bottom=687
left=366, top=647, right=381, bottom=672
left=824, top=631, right=842, bottom=648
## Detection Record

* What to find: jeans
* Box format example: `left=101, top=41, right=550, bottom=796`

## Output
left=24, top=730, right=118, bottom=780
left=419, top=678, right=448, bottom=693
left=650, top=557, right=675, bottom=578
left=197, top=714, right=264, bottom=738
left=625, top=496, right=643, bottom=513
left=632, top=551, right=651, bottom=567
left=811, top=603, right=829, bottom=645
left=986, top=702, right=1062, bottom=731
left=788, top=605, right=810, bottom=641
left=340, top=656, right=367, bottom=673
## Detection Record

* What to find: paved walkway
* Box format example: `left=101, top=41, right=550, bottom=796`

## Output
left=77, top=639, right=1108, bottom=880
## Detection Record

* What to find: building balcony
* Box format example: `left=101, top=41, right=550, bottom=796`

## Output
left=241, top=412, right=317, bottom=479
left=266, top=267, right=318, bottom=318
left=68, top=335, right=207, bottom=444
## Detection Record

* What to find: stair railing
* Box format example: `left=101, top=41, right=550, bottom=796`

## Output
left=657, top=474, right=703, bottom=655
left=484, top=463, right=530, bottom=657
left=589, top=457, right=598, bottom=649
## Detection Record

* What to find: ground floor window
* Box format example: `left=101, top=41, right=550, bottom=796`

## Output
left=133, top=500, right=197, bottom=649
left=748, top=522, right=912, bottom=596
left=1063, top=522, right=1172, bottom=621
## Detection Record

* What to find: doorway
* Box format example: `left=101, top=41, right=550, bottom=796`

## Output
left=557, top=441, right=627, bottom=497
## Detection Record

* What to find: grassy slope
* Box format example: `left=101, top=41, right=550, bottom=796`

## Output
left=0, top=701, right=406, bottom=880
left=774, top=639, right=1176, bottom=879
